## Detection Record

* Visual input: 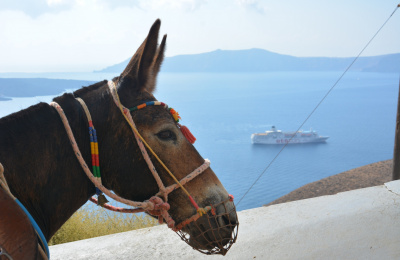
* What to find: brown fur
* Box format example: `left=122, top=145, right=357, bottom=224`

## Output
left=0, top=20, right=237, bottom=258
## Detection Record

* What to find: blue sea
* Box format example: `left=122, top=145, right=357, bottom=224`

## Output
left=0, top=71, right=398, bottom=211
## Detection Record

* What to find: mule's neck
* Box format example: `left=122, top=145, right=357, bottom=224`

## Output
left=0, top=97, right=97, bottom=240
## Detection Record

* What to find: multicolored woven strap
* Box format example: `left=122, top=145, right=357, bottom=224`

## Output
left=75, top=98, right=109, bottom=205
left=76, top=98, right=101, bottom=183
left=89, top=121, right=101, bottom=181
left=129, top=101, right=181, bottom=123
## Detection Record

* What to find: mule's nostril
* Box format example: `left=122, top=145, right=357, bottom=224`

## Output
left=215, top=202, right=238, bottom=228
left=222, top=215, right=230, bottom=226
left=217, top=214, right=237, bottom=232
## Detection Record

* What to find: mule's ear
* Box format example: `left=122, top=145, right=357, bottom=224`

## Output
left=153, top=34, right=167, bottom=75
left=120, top=19, right=161, bottom=92
left=147, top=34, right=167, bottom=93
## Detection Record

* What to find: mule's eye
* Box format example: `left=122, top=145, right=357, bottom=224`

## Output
left=156, top=130, right=176, bottom=141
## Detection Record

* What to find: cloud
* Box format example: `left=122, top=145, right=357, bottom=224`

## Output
left=236, top=0, right=266, bottom=14
left=79, top=0, right=206, bottom=12
left=0, top=1, right=146, bottom=72
left=97, top=0, right=140, bottom=10
left=46, top=0, right=73, bottom=7
left=138, top=0, right=207, bottom=12
left=0, top=0, right=75, bottom=17
left=0, top=0, right=206, bottom=18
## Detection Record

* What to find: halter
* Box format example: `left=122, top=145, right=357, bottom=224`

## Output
left=50, top=80, right=238, bottom=255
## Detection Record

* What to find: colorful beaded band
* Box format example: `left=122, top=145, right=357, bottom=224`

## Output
left=129, top=101, right=196, bottom=144
left=89, top=121, right=100, bottom=181
left=129, top=101, right=181, bottom=123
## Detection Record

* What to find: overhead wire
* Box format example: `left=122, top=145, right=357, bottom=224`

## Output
left=237, top=4, right=400, bottom=206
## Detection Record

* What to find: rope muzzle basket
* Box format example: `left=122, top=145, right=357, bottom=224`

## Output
left=175, top=195, right=239, bottom=255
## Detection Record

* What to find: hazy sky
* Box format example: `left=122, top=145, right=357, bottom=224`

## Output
left=1, top=0, right=399, bottom=72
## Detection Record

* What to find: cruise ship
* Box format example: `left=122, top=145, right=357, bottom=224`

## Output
left=251, top=126, right=329, bottom=144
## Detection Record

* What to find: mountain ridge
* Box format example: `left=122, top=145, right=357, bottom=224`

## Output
left=96, top=48, right=400, bottom=73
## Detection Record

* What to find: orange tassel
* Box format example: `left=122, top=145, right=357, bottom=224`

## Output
left=180, top=124, right=196, bottom=144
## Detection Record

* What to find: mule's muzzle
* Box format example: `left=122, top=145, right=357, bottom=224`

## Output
left=175, top=195, right=239, bottom=255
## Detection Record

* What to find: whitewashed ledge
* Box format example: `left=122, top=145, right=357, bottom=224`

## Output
left=50, top=180, right=400, bottom=260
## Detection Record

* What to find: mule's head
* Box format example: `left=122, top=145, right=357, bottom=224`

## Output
left=104, top=20, right=238, bottom=254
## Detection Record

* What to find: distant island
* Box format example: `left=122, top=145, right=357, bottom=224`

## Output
left=95, top=48, right=400, bottom=74
left=0, top=96, right=11, bottom=101
left=0, top=78, right=94, bottom=99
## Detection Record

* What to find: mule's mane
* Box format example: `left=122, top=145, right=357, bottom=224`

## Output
left=0, top=102, right=49, bottom=128
left=0, top=79, right=111, bottom=135
left=73, top=79, right=109, bottom=97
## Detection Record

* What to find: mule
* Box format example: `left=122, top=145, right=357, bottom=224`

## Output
left=0, top=19, right=238, bottom=259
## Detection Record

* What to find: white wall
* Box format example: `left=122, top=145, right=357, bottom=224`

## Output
left=50, top=180, right=400, bottom=260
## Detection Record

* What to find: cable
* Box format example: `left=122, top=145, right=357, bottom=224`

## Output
left=237, top=4, right=399, bottom=206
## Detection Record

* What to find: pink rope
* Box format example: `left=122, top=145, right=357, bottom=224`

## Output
left=89, top=197, right=145, bottom=213
left=156, top=159, right=210, bottom=197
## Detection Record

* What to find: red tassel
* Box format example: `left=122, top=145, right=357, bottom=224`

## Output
left=180, top=124, right=196, bottom=144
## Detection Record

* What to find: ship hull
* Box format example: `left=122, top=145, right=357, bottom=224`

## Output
left=251, top=134, right=329, bottom=145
